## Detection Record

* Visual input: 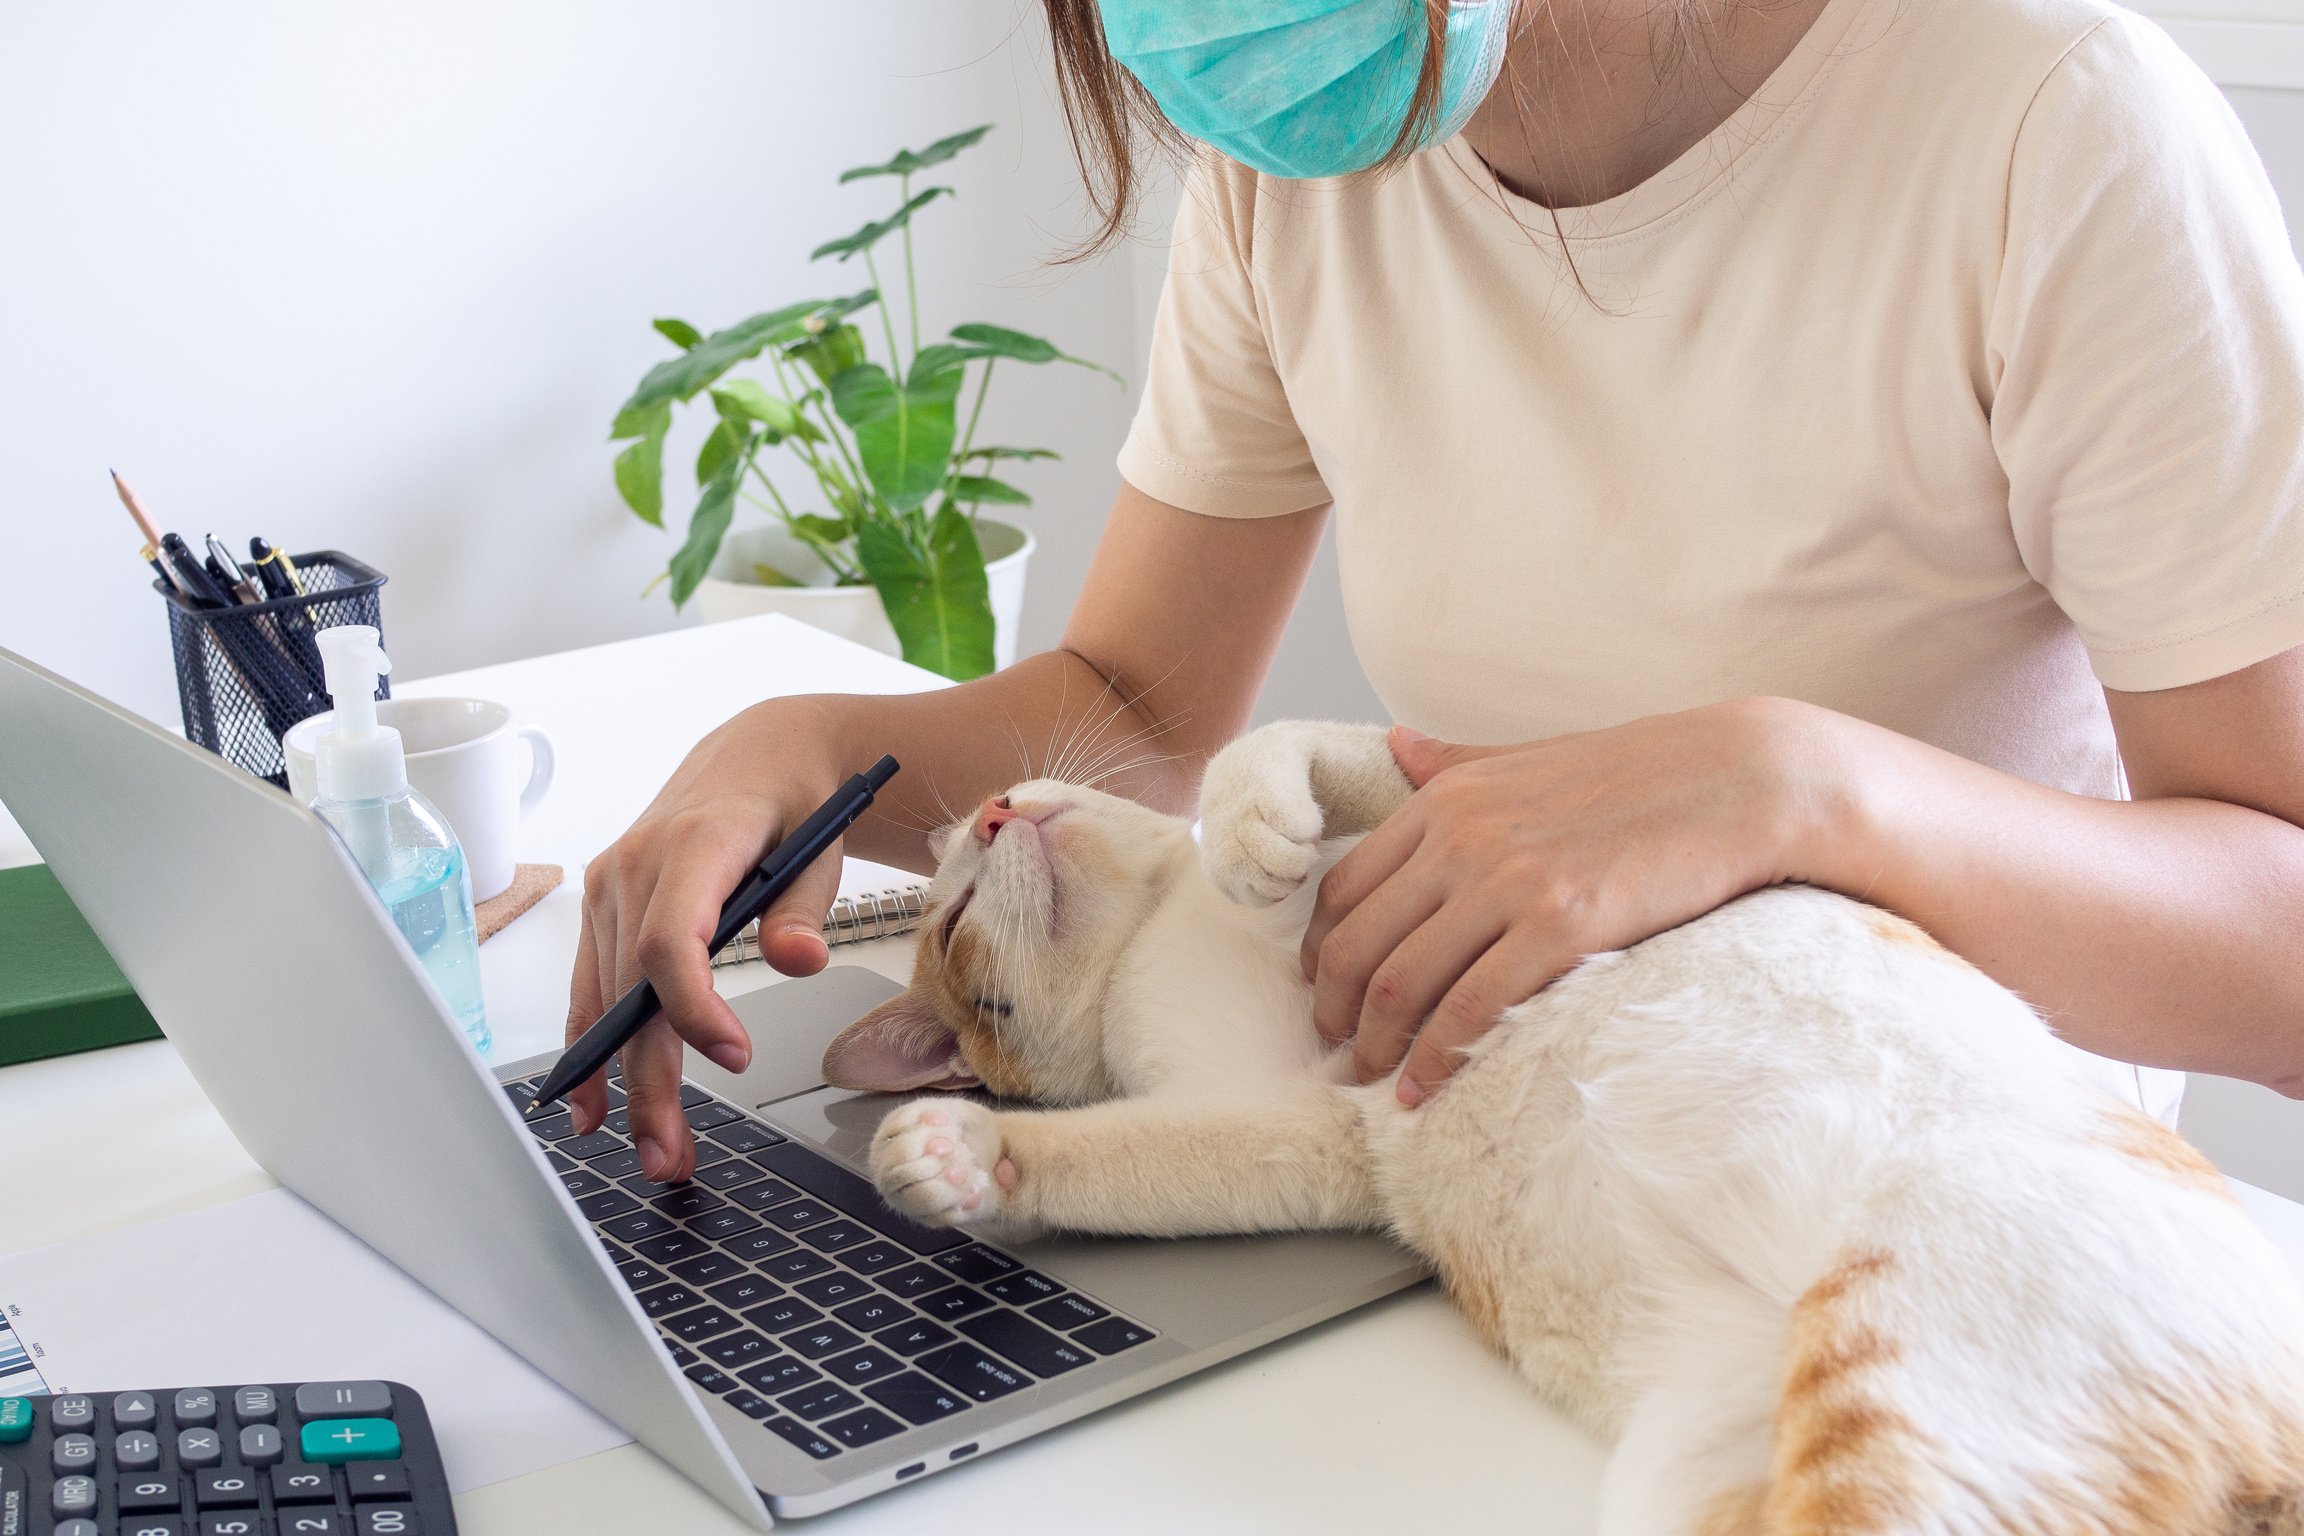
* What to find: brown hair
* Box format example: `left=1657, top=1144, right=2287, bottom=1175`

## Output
left=1040, top=0, right=1452, bottom=256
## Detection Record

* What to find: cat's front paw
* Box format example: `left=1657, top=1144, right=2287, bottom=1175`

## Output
left=1199, top=782, right=1323, bottom=907
left=870, top=1098, right=1011, bottom=1226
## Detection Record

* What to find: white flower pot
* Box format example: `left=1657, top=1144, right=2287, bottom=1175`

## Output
left=692, top=519, right=1035, bottom=671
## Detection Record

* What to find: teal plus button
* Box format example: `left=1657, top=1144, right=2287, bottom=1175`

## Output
left=0, top=1398, right=30, bottom=1443
left=300, top=1417, right=400, bottom=1463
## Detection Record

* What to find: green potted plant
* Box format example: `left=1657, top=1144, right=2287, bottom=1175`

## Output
left=607, top=125, right=1119, bottom=681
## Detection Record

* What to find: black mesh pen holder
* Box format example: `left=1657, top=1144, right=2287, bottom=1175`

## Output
left=162, top=550, right=389, bottom=789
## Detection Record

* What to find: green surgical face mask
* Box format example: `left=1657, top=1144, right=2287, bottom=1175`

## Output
left=1102, top=0, right=1516, bottom=180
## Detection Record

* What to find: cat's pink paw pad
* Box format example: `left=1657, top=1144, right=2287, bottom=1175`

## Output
left=868, top=1098, right=1007, bottom=1226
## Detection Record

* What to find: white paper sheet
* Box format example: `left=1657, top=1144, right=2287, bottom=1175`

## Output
left=0, top=1189, right=632, bottom=1493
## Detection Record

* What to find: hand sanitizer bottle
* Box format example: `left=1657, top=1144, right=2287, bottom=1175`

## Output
left=308, top=625, right=490, bottom=1055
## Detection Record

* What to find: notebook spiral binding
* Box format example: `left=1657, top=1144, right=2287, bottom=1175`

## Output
left=710, top=884, right=930, bottom=968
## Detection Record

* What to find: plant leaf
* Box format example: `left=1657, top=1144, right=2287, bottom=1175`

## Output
left=948, top=474, right=1030, bottom=507
left=652, top=317, right=703, bottom=350
left=811, top=187, right=950, bottom=263
left=960, top=445, right=1061, bottom=463
left=618, top=300, right=830, bottom=415
left=855, top=504, right=995, bottom=680
left=788, top=322, right=869, bottom=387
left=611, top=401, right=672, bottom=526
left=791, top=514, right=851, bottom=543
left=750, top=562, right=804, bottom=588
left=838, top=125, right=993, bottom=183
left=828, top=361, right=961, bottom=513
left=696, top=417, right=747, bottom=485
left=667, top=465, right=740, bottom=609
left=711, top=379, right=818, bottom=442
left=948, top=322, right=1124, bottom=385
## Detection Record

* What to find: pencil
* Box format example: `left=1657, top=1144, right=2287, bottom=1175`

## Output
left=110, top=470, right=166, bottom=550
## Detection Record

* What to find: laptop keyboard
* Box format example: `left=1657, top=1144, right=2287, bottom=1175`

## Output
left=506, top=1070, right=1155, bottom=1462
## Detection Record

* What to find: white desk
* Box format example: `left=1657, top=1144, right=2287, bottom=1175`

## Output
left=10, top=613, right=2304, bottom=1533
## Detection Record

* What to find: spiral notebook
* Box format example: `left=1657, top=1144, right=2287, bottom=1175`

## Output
left=709, top=861, right=931, bottom=968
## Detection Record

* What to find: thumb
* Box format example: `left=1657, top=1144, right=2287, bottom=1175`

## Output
left=1388, top=725, right=1501, bottom=787
left=754, top=836, right=843, bottom=977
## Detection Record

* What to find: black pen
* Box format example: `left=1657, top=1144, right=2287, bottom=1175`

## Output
left=523, top=756, right=901, bottom=1119
left=160, top=533, right=232, bottom=607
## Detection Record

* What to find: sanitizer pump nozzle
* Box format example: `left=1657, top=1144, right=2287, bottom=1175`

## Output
left=314, top=625, right=405, bottom=803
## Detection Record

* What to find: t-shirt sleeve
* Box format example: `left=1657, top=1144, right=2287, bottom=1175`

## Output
left=1117, top=157, right=1334, bottom=518
left=1993, top=13, right=2304, bottom=692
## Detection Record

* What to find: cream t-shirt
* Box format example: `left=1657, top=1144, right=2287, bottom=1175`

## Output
left=1120, top=0, right=2304, bottom=808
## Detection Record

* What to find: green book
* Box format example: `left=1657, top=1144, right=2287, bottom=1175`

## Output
left=0, top=862, right=162, bottom=1068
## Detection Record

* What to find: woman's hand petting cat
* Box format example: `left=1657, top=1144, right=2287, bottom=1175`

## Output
left=1302, top=698, right=1852, bottom=1106
left=565, top=698, right=851, bottom=1179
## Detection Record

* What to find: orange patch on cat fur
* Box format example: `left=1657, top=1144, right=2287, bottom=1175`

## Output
left=2079, top=1379, right=2304, bottom=1535
left=1768, top=1249, right=1919, bottom=1535
left=1695, top=1484, right=1767, bottom=1536
left=1863, top=910, right=1950, bottom=956
left=2100, top=1106, right=2232, bottom=1200
left=931, top=920, right=1039, bottom=1099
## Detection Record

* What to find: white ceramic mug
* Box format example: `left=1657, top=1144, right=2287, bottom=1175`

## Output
left=285, top=697, right=554, bottom=903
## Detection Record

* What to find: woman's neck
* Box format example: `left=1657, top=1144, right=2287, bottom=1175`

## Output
left=1460, top=0, right=1835, bottom=209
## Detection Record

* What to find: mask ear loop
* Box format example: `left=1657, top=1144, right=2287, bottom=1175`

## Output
left=1425, top=0, right=1519, bottom=149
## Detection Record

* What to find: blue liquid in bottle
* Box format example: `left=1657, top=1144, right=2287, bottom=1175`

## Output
left=375, top=842, right=490, bottom=1056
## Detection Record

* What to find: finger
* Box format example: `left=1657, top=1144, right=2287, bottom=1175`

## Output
left=1302, top=808, right=1424, bottom=984
left=754, top=839, right=843, bottom=979
left=639, top=842, right=766, bottom=1075
left=621, top=1014, right=694, bottom=1182
left=1396, top=934, right=1569, bottom=1108
left=1388, top=727, right=1511, bottom=788
left=563, top=914, right=610, bottom=1134
left=1350, top=904, right=1509, bottom=1086
left=1310, top=851, right=1449, bottom=1046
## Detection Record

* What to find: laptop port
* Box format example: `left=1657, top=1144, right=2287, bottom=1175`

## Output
left=949, top=1444, right=978, bottom=1460
left=897, top=1463, right=926, bottom=1480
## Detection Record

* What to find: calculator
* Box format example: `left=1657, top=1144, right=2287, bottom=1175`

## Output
left=0, top=1379, right=455, bottom=1536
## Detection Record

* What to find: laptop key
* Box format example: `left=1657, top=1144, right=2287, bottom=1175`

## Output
left=634, top=1232, right=715, bottom=1265
left=1026, top=1293, right=1110, bottom=1331
left=821, top=1407, right=906, bottom=1449
left=559, top=1131, right=626, bottom=1161
left=546, top=1148, right=577, bottom=1173
left=683, top=1364, right=737, bottom=1393
left=757, top=1250, right=835, bottom=1284
left=693, top=1161, right=763, bottom=1192
left=863, top=1372, right=969, bottom=1426
left=796, top=1220, right=873, bottom=1254
left=702, top=1331, right=777, bottom=1370
left=669, top=1252, right=749, bottom=1288
left=692, top=1142, right=732, bottom=1168
left=730, top=1179, right=805, bottom=1212
left=777, top=1383, right=862, bottom=1421
left=524, top=1111, right=574, bottom=1141
left=872, top=1319, right=955, bottom=1357
left=743, top=1298, right=824, bottom=1334
left=691, top=1210, right=762, bottom=1243
left=663, top=1305, right=743, bottom=1343
left=634, top=1283, right=702, bottom=1318
left=707, top=1121, right=784, bottom=1154
left=599, top=1212, right=676, bottom=1244
left=677, top=1085, right=711, bottom=1108
left=933, top=1245, right=1021, bottom=1285
left=722, top=1390, right=776, bottom=1420
left=842, top=1241, right=910, bottom=1274
left=739, top=1357, right=823, bottom=1395
left=918, top=1342, right=1029, bottom=1402
left=785, top=1324, right=864, bottom=1361
left=576, top=1189, right=639, bottom=1222
left=764, top=1199, right=836, bottom=1232
left=875, top=1263, right=951, bottom=1300
left=835, top=1296, right=914, bottom=1333
left=916, top=1285, right=996, bottom=1323
left=686, top=1102, right=743, bottom=1132
left=558, top=1169, right=608, bottom=1199
left=821, top=1347, right=902, bottom=1387
left=705, top=1275, right=785, bottom=1311
left=721, top=1230, right=798, bottom=1263
left=793, top=1272, right=872, bottom=1308
left=603, top=1108, right=632, bottom=1136
left=666, top=1342, right=699, bottom=1367
left=762, top=1417, right=840, bottom=1460
left=1074, top=1317, right=1156, bottom=1355
left=589, top=1149, right=644, bottom=1180
left=750, top=1141, right=969, bottom=1254
left=982, top=1270, right=1064, bottom=1306
left=956, top=1311, right=1093, bottom=1377
left=649, top=1187, right=725, bottom=1221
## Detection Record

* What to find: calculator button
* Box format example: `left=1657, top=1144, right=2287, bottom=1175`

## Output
left=917, top=1341, right=1029, bottom=1402
left=761, top=1416, right=840, bottom=1460
left=357, top=1503, right=422, bottom=1535
left=873, top=1318, right=956, bottom=1357
left=1026, top=1293, right=1109, bottom=1330
left=232, top=1386, right=278, bottom=1423
left=956, top=1310, right=1093, bottom=1376
left=863, top=1371, right=969, bottom=1426
left=238, top=1424, right=285, bottom=1465
left=0, top=1397, right=29, bottom=1442
left=51, top=1394, right=96, bottom=1430
left=178, top=1426, right=225, bottom=1467
left=296, top=1381, right=396, bottom=1420
left=280, top=1512, right=343, bottom=1536
left=821, top=1406, right=906, bottom=1448
left=272, top=1463, right=335, bottom=1502
left=55, top=1523, right=99, bottom=1536
left=115, top=1429, right=163, bottom=1469
left=113, top=1390, right=159, bottom=1428
left=1074, top=1316, right=1156, bottom=1354
left=52, top=1432, right=97, bottom=1474
left=202, top=1515, right=264, bottom=1536
left=173, top=1388, right=219, bottom=1426
left=119, top=1471, right=182, bottom=1509
left=777, top=1382, right=862, bottom=1421
left=302, top=1417, right=402, bottom=1463
left=345, top=1460, right=411, bottom=1501
left=197, top=1467, right=262, bottom=1506
left=51, top=1474, right=97, bottom=1518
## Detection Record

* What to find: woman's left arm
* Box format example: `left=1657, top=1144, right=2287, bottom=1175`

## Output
left=1306, top=646, right=2304, bottom=1104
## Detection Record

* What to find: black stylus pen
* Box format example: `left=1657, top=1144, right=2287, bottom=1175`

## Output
left=523, top=755, right=901, bottom=1119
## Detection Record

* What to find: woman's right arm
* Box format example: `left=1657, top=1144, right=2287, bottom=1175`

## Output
left=572, top=482, right=1330, bottom=1176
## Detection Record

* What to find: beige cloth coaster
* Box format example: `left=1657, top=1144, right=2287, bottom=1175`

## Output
left=477, top=862, right=564, bottom=944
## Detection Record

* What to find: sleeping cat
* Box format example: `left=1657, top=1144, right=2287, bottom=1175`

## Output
left=821, top=719, right=2304, bottom=1533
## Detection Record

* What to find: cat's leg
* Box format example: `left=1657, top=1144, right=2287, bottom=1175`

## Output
left=1198, top=720, right=1411, bottom=905
left=1587, top=1296, right=1783, bottom=1536
left=868, top=1086, right=1378, bottom=1235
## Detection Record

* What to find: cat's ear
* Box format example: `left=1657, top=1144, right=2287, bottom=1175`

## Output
left=822, top=991, right=982, bottom=1093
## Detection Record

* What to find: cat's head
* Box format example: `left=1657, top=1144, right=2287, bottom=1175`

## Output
left=822, top=777, right=1196, bottom=1105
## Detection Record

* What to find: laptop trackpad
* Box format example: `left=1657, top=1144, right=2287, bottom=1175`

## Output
left=680, top=965, right=904, bottom=1107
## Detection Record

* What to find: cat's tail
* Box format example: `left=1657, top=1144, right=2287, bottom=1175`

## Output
left=1745, top=1153, right=2304, bottom=1535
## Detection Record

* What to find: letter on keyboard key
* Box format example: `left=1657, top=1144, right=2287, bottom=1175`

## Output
left=822, top=1347, right=902, bottom=1386
left=957, top=1311, right=1092, bottom=1376
left=873, top=1318, right=955, bottom=1357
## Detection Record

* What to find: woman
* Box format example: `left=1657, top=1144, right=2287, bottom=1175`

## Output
left=570, top=0, right=2304, bottom=1182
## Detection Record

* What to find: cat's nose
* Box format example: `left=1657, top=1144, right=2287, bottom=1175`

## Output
left=974, top=796, right=1025, bottom=844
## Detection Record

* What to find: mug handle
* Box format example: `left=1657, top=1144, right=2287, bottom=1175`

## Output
left=517, top=726, right=556, bottom=818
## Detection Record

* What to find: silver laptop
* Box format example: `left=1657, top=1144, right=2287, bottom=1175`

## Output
left=0, top=648, right=1424, bottom=1525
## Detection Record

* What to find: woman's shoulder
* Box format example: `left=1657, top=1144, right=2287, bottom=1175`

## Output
left=1870, top=0, right=2214, bottom=121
